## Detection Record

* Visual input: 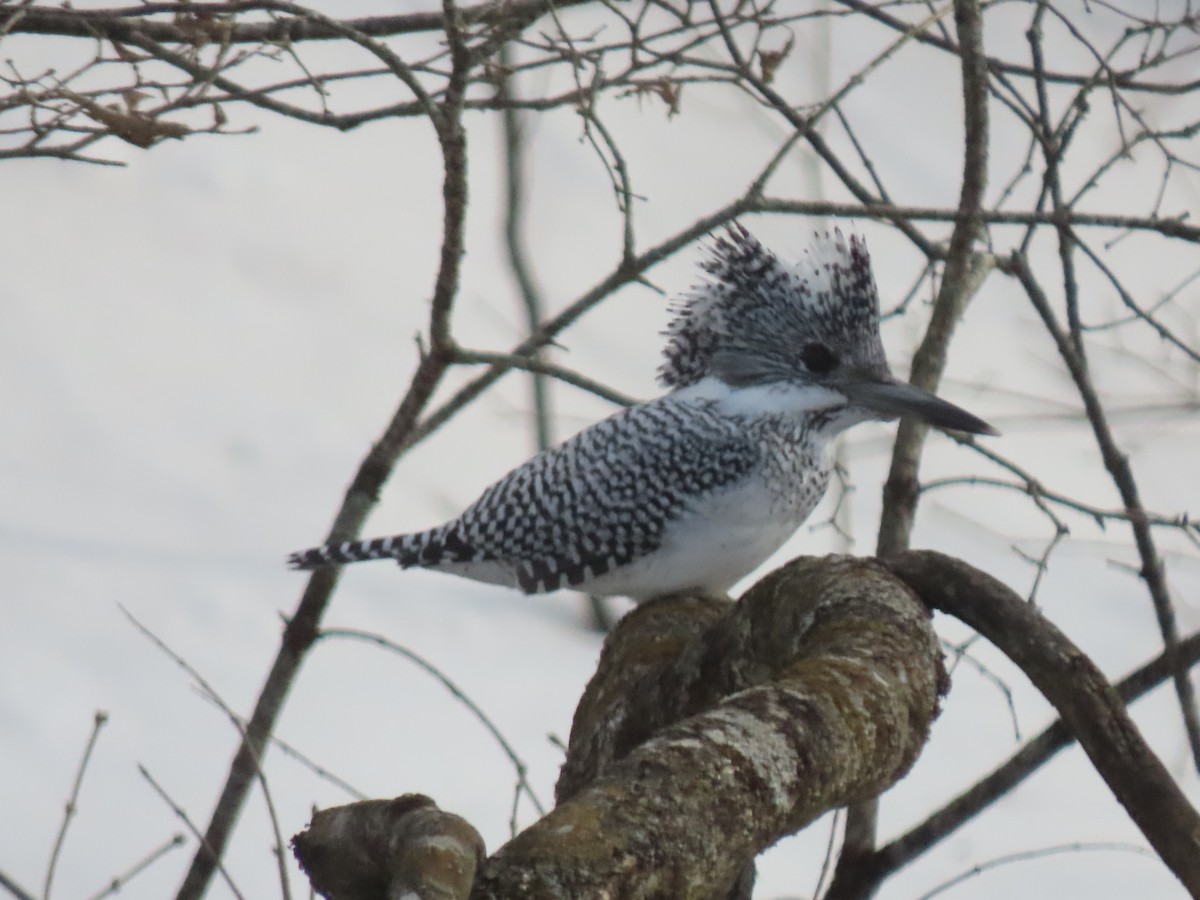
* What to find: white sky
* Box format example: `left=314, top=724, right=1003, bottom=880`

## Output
left=2, top=3, right=1199, bottom=898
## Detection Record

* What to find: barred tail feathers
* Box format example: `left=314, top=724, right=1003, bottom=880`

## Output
left=287, top=532, right=432, bottom=571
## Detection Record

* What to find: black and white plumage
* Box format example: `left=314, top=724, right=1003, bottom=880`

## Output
left=289, top=226, right=995, bottom=600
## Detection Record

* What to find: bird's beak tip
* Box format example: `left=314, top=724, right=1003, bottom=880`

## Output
left=840, top=378, right=997, bottom=437
left=951, top=419, right=1000, bottom=438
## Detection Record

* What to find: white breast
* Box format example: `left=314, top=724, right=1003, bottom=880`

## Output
left=575, top=463, right=831, bottom=601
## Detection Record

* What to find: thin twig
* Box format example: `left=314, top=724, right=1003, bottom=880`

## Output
left=916, top=842, right=1154, bottom=900
left=120, top=608, right=292, bottom=900
left=832, top=0, right=1200, bottom=95
left=941, top=638, right=1022, bottom=741
left=0, top=869, right=35, bottom=900
left=85, top=834, right=187, bottom=900
left=44, top=710, right=109, bottom=900
left=174, top=8, right=478, bottom=896
left=139, top=765, right=247, bottom=900
left=707, top=0, right=936, bottom=256
left=452, top=348, right=636, bottom=408
left=751, top=199, right=1199, bottom=242
left=318, top=627, right=546, bottom=818
left=1008, top=251, right=1200, bottom=770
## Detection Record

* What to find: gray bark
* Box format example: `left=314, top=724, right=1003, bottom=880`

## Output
left=292, top=795, right=484, bottom=900
left=293, top=555, right=952, bottom=899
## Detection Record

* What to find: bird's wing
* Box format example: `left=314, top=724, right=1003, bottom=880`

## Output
left=441, top=397, right=760, bottom=593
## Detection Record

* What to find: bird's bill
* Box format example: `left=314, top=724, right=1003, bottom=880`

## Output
left=840, top=379, right=998, bottom=436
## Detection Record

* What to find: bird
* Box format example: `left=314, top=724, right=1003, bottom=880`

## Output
left=289, top=225, right=996, bottom=601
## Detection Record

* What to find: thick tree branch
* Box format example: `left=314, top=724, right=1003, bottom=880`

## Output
left=291, top=556, right=945, bottom=899
left=484, top=556, right=944, bottom=898
left=292, top=795, right=483, bottom=900
left=289, top=553, right=1200, bottom=898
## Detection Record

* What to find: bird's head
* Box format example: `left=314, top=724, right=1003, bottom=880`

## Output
left=659, top=225, right=997, bottom=436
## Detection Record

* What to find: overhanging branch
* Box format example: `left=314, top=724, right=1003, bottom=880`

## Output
left=0, top=0, right=589, bottom=44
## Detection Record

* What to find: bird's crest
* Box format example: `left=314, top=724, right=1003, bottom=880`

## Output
left=658, top=225, right=886, bottom=389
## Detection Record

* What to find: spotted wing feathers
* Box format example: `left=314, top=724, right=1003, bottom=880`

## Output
left=288, top=397, right=759, bottom=594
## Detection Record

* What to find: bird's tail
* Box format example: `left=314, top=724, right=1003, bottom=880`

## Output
left=288, top=534, right=422, bottom=570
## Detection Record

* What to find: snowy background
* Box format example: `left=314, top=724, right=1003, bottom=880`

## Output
left=3, top=2, right=1199, bottom=898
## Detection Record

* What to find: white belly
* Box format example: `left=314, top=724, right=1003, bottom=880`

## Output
left=577, top=476, right=824, bottom=601
left=428, top=435, right=832, bottom=601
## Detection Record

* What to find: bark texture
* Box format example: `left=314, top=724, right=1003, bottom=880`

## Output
left=474, top=556, right=945, bottom=898
left=290, top=556, right=945, bottom=899
left=292, top=794, right=484, bottom=900
left=291, top=553, right=1200, bottom=898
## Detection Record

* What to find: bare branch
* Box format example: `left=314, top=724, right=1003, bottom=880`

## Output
left=876, top=0, right=991, bottom=557
left=291, top=795, right=483, bottom=900
left=751, top=199, right=1200, bottom=243
left=1008, top=250, right=1200, bottom=770
left=0, top=0, right=591, bottom=45
left=120, top=608, right=292, bottom=899
left=450, top=348, right=636, bottom=408
left=139, top=765, right=247, bottom=900
left=44, top=711, right=109, bottom=900
left=841, top=0, right=991, bottom=880
left=834, top=0, right=1200, bottom=95
left=866, top=626, right=1200, bottom=885
left=0, top=870, right=35, bottom=900
left=318, top=628, right=546, bottom=819
left=916, top=843, right=1155, bottom=900
left=174, top=6, right=477, bottom=895
left=886, top=551, right=1200, bottom=896
left=85, top=834, right=187, bottom=900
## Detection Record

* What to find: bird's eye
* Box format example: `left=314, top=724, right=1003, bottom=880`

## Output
left=799, top=342, right=839, bottom=374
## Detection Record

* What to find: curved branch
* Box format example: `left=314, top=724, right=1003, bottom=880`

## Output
left=885, top=550, right=1200, bottom=897
left=476, top=556, right=943, bottom=897
left=1008, top=251, right=1200, bottom=770
left=869, top=625, right=1200, bottom=884
left=288, top=553, right=1200, bottom=898
left=290, top=556, right=945, bottom=899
